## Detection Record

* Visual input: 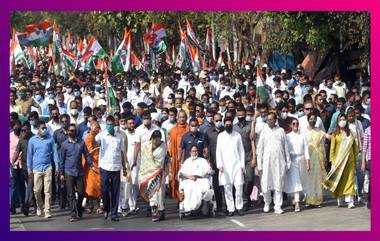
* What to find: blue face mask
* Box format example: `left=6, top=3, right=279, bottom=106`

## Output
left=261, top=116, right=267, bottom=123
left=106, top=124, right=115, bottom=135
left=48, top=93, right=55, bottom=99
left=215, top=121, right=223, bottom=129
left=74, top=91, right=81, bottom=97
left=298, top=111, right=305, bottom=118
left=35, top=95, right=42, bottom=102
left=41, top=129, right=48, bottom=137
left=62, top=122, right=70, bottom=129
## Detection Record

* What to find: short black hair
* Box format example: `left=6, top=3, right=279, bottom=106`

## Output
left=37, top=120, right=46, bottom=128
left=106, top=115, right=115, bottom=122
left=150, top=130, right=162, bottom=140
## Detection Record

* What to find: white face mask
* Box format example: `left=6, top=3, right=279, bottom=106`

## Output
left=245, top=116, right=253, bottom=122
left=70, top=109, right=78, bottom=116
left=190, top=127, right=198, bottom=133
left=339, top=120, right=347, bottom=128
left=280, top=112, right=288, bottom=120
left=191, top=155, right=198, bottom=160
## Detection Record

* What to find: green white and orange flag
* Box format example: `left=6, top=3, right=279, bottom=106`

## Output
left=111, top=29, right=132, bottom=73
left=10, top=28, right=27, bottom=73
left=186, top=18, right=203, bottom=52
left=131, top=51, right=143, bottom=70
left=52, top=20, right=64, bottom=75
left=80, top=36, right=107, bottom=63
left=104, top=63, right=117, bottom=114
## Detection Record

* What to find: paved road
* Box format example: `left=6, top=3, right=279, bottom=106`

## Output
left=10, top=193, right=370, bottom=231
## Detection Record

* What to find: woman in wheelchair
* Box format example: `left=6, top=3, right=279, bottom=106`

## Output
left=178, top=145, right=215, bottom=217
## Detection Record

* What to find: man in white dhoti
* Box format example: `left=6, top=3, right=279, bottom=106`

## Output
left=257, top=112, right=291, bottom=214
left=284, top=118, right=310, bottom=212
left=119, top=114, right=140, bottom=215
left=216, top=117, right=245, bottom=216
left=178, top=145, right=213, bottom=213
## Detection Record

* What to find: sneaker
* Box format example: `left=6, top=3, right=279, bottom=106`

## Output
left=348, top=203, right=355, bottom=209
left=263, top=204, right=270, bottom=213
left=121, top=209, right=129, bottom=217
left=44, top=211, right=52, bottom=218
left=227, top=211, right=234, bottom=216
left=274, top=208, right=284, bottom=214
left=36, top=208, right=43, bottom=217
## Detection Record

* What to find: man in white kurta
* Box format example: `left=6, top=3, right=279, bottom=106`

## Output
left=257, top=113, right=291, bottom=214
left=178, top=154, right=213, bottom=212
left=216, top=118, right=245, bottom=215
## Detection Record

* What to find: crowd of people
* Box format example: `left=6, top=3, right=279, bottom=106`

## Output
left=9, top=56, right=371, bottom=223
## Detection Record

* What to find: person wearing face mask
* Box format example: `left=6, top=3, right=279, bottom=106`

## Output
left=53, top=114, right=71, bottom=210
left=205, top=113, right=227, bottom=214
left=332, top=74, right=348, bottom=98
left=284, top=119, right=310, bottom=212
left=299, top=101, right=326, bottom=134
left=60, top=123, right=96, bottom=222
left=257, top=112, right=291, bottom=214
left=323, top=114, right=358, bottom=209
left=252, top=104, right=269, bottom=146
left=328, top=97, right=346, bottom=134
left=161, top=108, right=177, bottom=144
left=16, top=87, right=41, bottom=116
left=68, top=100, right=84, bottom=125
left=95, top=115, right=127, bottom=222
left=27, top=121, right=60, bottom=219
left=10, top=120, right=26, bottom=215
left=216, top=117, right=245, bottom=216
left=46, top=107, right=61, bottom=137
left=77, top=107, right=93, bottom=140
left=199, top=108, right=215, bottom=135
left=219, top=81, right=235, bottom=100
left=233, top=106, right=256, bottom=211
left=64, top=83, right=75, bottom=107
left=179, top=118, right=209, bottom=163
left=28, top=111, right=40, bottom=135
left=345, top=106, right=365, bottom=203
left=303, top=112, right=328, bottom=207
left=12, top=121, right=35, bottom=216
left=277, top=102, right=294, bottom=134
left=167, top=111, right=190, bottom=201
left=178, top=145, right=213, bottom=215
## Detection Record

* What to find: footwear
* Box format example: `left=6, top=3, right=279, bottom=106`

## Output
left=22, top=207, right=29, bottom=217
left=122, top=209, right=129, bottom=217
left=236, top=209, right=244, bottom=216
left=263, top=204, right=270, bottom=213
left=348, top=203, right=355, bottom=209
left=357, top=197, right=363, bottom=204
left=69, top=217, right=78, bottom=222
left=78, top=208, right=83, bottom=218
left=337, top=198, right=343, bottom=207
left=294, top=203, right=300, bottom=212
left=104, top=212, right=109, bottom=219
left=274, top=208, right=284, bottom=214
left=228, top=211, right=234, bottom=216
left=36, top=208, right=43, bottom=217
left=111, top=217, right=120, bottom=222
left=10, top=207, right=16, bottom=215
left=44, top=211, right=52, bottom=218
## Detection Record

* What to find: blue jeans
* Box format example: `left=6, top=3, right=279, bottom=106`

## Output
left=100, top=168, right=121, bottom=218
left=10, top=168, right=26, bottom=210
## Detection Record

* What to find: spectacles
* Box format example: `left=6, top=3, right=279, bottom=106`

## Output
left=68, top=129, right=76, bottom=132
left=292, top=123, right=299, bottom=126
left=305, top=108, right=313, bottom=111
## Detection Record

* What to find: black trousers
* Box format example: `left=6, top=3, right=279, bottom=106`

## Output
left=211, top=165, right=226, bottom=212
left=100, top=168, right=120, bottom=218
left=243, top=163, right=255, bottom=207
left=65, top=175, right=84, bottom=218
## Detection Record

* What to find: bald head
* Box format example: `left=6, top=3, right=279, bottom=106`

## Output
left=177, top=111, right=187, bottom=125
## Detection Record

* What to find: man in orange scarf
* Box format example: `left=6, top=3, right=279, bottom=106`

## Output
left=168, top=111, right=189, bottom=201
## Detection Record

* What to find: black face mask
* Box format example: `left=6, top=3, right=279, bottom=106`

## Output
left=225, top=125, right=233, bottom=133
left=238, top=116, right=246, bottom=122
left=308, top=120, right=317, bottom=127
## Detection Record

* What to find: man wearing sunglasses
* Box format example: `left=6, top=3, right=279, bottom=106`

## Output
left=27, top=120, right=60, bottom=219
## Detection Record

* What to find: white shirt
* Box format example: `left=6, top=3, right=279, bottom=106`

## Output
left=95, top=131, right=124, bottom=172
left=128, top=91, right=146, bottom=108
left=299, top=115, right=325, bottom=134
left=82, top=95, right=95, bottom=109
left=161, top=119, right=176, bottom=144
left=135, top=124, right=164, bottom=147
left=46, top=120, right=61, bottom=137
left=333, top=82, right=348, bottom=98
left=162, top=86, right=174, bottom=102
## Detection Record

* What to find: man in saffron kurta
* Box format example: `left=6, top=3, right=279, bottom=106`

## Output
left=82, top=121, right=102, bottom=200
left=168, top=111, right=189, bottom=200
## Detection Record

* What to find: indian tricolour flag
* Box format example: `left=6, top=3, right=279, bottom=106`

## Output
left=186, top=18, right=203, bottom=52
left=80, top=36, right=107, bottom=63
left=62, top=47, right=77, bottom=72
left=10, top=29, right=27, bottom=73
left=103, top=64, right=117, bottom=114
left=144, top=22, right=168, bottom=55
left=111, top=29, right=131, bottom=73
left=17, top=20, right=53, bottom=47
left=256, top=67, right=269, bottom=103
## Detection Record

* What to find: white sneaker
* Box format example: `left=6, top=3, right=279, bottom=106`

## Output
left=348, top=203, right=355, bottom=209
left=44, top=211, right=52, bottom=218
left=263, top=204, right=270, bottom=213
left=36, top=208, right=43, bottom=217
left=274, top=208, right=284, bottom=214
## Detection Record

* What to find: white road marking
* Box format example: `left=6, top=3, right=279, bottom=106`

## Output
left=230, top=219, right=246, bottom=228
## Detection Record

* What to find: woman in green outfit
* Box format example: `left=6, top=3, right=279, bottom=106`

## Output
left=323, top=114, right=359, bottom=208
